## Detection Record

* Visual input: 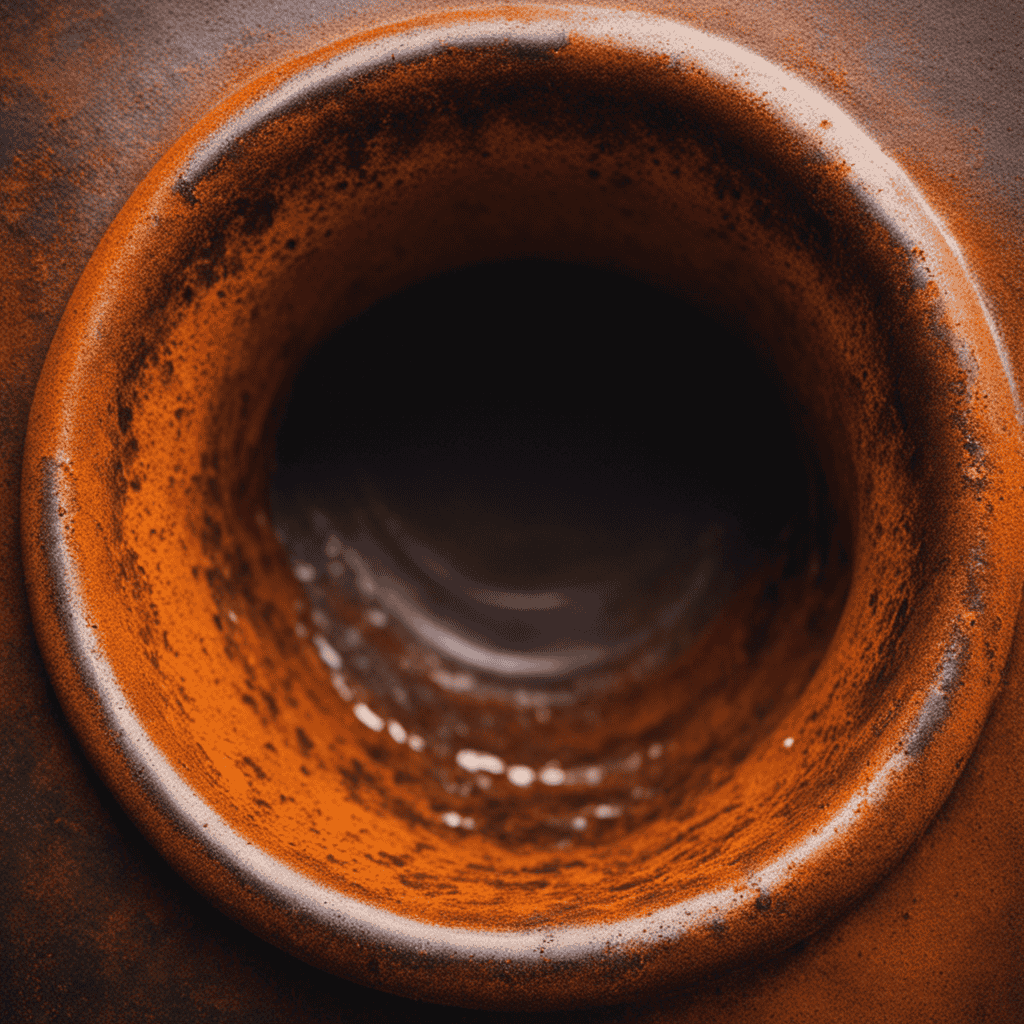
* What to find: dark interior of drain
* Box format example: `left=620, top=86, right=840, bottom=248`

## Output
left=272, top=259, right=817, bottom=684
left=265, top=251, right=848, bottom=843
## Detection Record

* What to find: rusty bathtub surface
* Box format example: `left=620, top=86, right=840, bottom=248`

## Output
left=1, top=1, right=1022, bottom=1020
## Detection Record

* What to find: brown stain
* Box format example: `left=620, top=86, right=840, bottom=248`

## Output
left=3, top=1, right=1024, bottom=1020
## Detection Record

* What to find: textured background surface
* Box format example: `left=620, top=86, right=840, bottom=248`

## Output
left=2, top=1, right=1022, bottom=1019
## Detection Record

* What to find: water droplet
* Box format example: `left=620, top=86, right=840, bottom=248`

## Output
left=292, top=561, right=317, bottom=583
left=430, top=667, right=475, bottom=693
left=331, top=671, right=352, bottom=701
left=456, top=749, right=506, bottom=775
left=353, top=702, right=384, bottom=732
left=313, top=634, right=343, bottom=671
left=507, top=765, right=536, bottom=788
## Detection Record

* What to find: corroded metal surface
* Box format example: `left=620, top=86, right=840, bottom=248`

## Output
left=3, top=1, right=1023, bottom=1021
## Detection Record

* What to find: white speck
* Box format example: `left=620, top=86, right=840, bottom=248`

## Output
left=325, top=535, right=344, bottom=558
left=539, top=764, right=566, bottom=786
left=571, top=815, right=588, bottom=831
left=331, top=671, right=352, bottom=701
left=408, top=734, right=426, bottom=753
left=312, top=635, right=343, bottom=671
left=294, top=622, right=308, bottom=638
left=461, top=816, right=475, bottom=830
left=582, top=765, right=604, bottom=786
left=475, top=773, right=492, bottom=790
left=341, top=627, right=362, bottom=649
left=343, top=549, right=376, bottom=597
left=429, top=667, right=475, bottom=693
left=534, top=706, right=551, bottom=724
left=227, top=609, right=238, bottom=624
left=366, top=608, right=388, bottom=628
left=783, top=736, right=795, bottom=749
left=621, top=751, right=642, bottom=772
left=594, top=804, right=622, bottom=819
left=311, top=608, right=331, bottom=632
left=647, top=742, right=664, bottom=759
left=441, top=811, right=462, bottom=828
left=387, top=720, right=407, bottom=744
left=456, top=749, right=506, bottom=775
left=353, top=702, right=384, bottom=732
left=327, top=560, right=345, bottom=579
left=507, top=765, right=536, bottom=788
left=293, top=561, right=317, bottom=583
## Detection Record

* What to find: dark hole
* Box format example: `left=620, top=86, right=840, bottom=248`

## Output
left=271, top=259, right=817, bottom=681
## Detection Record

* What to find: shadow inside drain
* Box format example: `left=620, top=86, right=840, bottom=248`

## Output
left=268, top=258, right=834, bottom=846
